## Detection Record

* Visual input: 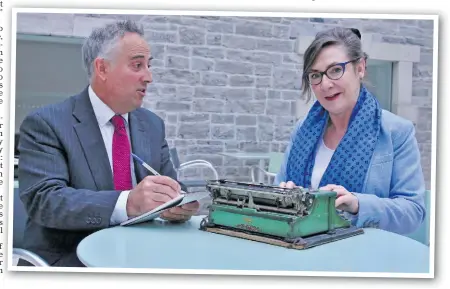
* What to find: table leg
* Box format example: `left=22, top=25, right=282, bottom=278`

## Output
left=258, top=159, right=265, bottom=183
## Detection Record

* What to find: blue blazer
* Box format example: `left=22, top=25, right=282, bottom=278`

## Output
left=275, top=109, right=426, bottom=235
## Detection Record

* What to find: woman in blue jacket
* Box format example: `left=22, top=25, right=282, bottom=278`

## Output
left=275, top=27, right=426, bottom=235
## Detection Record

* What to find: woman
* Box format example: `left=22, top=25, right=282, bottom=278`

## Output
left=275, top=27, right=426, bottom=235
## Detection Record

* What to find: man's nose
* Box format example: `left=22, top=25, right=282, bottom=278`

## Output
left=142, top=69, right=152, bottom=84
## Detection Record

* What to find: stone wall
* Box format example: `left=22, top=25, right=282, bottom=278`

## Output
left=16, top=13, right=434, bottom=189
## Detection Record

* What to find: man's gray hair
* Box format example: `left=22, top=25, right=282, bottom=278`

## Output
left=81, top=20, right=145, bottom=81
left=300, top=27, right=369, bottom=102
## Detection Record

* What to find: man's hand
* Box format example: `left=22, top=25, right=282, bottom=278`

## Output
left=320, top=184, right=359, bottom=214
left=160, top=201, right=200, bottom=222
left=126, top=175, right=181, bottom=218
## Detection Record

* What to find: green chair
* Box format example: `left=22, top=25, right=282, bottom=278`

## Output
left=405, top=189, right=431, bottom=246
left=250, top=152, right=284, bottom=184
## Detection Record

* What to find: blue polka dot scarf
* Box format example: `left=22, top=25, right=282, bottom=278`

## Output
left=286, top=85, right=382, bottom=193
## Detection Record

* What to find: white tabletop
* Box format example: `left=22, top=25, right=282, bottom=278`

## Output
left=77, top=215, right=430, bottom=274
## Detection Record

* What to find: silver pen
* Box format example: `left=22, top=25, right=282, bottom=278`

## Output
left=131, top=153, right=186, bottom=194
left=131, top=153, right=161, bottom=176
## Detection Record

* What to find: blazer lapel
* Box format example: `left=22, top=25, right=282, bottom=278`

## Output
left=129, top=110, right=153, bottom=183
left=72, top=87, right=114, bottom=191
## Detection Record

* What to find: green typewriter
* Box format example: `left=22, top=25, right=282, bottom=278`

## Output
left=199, top=179, right=363, bottom=249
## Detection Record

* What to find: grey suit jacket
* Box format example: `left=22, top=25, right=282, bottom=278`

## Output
left=17, top=86, right=182, bottom=267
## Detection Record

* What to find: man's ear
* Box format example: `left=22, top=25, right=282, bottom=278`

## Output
left=93, top=58, right=109, bottom=81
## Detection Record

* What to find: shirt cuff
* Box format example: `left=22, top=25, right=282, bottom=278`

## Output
left=110, top=190, right=131, bottom=226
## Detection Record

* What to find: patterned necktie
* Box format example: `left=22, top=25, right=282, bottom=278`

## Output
left=111, top=115, right=132, bottom=190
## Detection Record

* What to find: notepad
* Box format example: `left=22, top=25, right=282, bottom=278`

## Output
left=120, top=191, right=210, bottom=226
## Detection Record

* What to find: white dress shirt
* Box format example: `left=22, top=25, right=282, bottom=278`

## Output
left=88, top=85, right=137, bottom=225
left=310, top=136, right=335, bottom=189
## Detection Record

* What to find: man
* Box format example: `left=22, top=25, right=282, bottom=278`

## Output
left=17, top=20, right=199, bottom=267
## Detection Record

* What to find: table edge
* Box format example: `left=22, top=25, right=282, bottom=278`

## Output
left=76, top=216, right=430, bottom=272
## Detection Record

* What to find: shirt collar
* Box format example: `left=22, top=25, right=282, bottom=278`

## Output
left=88, top=85, right=129, bottom=127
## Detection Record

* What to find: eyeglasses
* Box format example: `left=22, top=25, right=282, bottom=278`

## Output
left=306, top=58, right=360, bottom=85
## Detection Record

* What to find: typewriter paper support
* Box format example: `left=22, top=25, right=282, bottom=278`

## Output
left=199, top=180, right=364, bottom=249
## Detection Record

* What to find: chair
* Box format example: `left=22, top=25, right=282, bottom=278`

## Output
left=250, top=152, right=284, bottom=184
left=169, top=148, right=219, bottom=190
left=13, top=184, right=50, bottom=266
left=14, top=134, right=19, bottom=178
left=14, top=133, right=20, bottom=157
left=405, top=189, right=431, bottom=246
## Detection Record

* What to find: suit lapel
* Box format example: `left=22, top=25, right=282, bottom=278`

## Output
left=72, top=87, right=114, bottom=190
left=129, top=110, right=152, bottom=183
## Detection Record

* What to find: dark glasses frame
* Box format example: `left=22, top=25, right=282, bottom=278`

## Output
left=305, top=57, right=361, bottom=85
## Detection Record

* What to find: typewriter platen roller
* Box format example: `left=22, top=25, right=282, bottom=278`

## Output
left=199, top=179, right=364, bottom=249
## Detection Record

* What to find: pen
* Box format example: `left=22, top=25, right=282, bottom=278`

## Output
left=131, top=153, right=186, bottom=194
left=132, top=153, right=187, bottom=195
left=131, top=153, right=161, bottom=176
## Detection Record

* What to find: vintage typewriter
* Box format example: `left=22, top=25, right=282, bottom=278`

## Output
left=199, top=179, right=363, bottom=249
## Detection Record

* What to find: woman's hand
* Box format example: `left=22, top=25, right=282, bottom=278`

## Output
left=320, top=184, right=359, bottom=214
left=279, top=181, right=297, bottom=189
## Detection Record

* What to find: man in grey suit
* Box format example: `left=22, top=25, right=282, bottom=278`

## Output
left=17, top=20, right=200, bottom=267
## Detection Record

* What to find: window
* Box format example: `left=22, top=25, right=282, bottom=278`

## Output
left=366, top=59, right=394, bottom=111
left=15, top=34, right=87, bottom=133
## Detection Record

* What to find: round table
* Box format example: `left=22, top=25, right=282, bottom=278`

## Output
left=77, top=215, right=430, bottom=273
